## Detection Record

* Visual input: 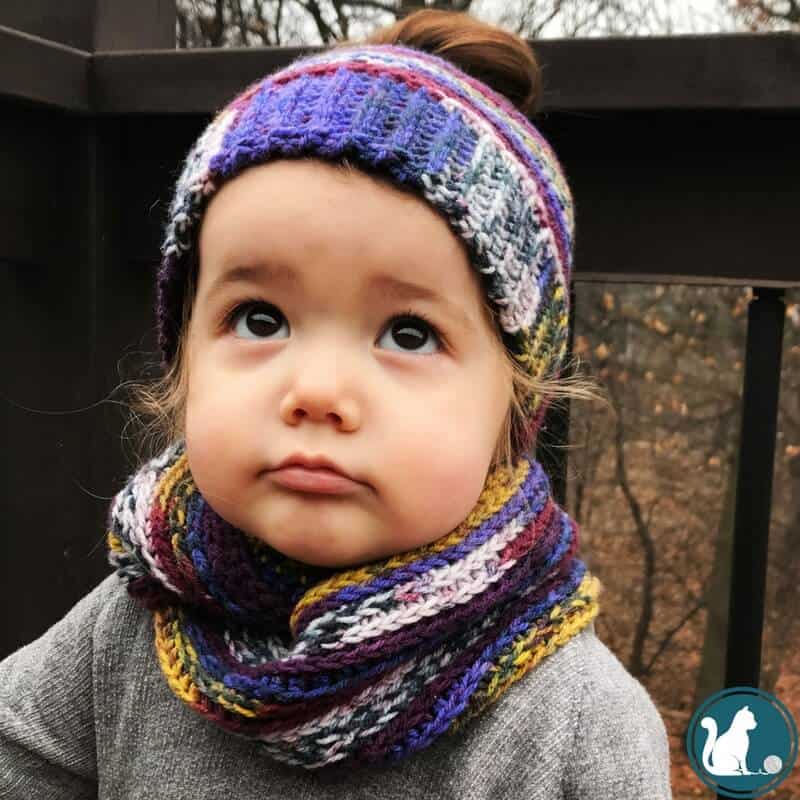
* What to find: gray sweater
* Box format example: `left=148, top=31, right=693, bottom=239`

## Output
left=0, top=572, right=673, bottom=799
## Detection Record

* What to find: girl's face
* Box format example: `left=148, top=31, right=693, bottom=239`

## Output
left=185, top=158, right=512, bottom=567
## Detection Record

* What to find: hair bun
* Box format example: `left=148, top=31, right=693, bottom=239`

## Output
left=360, top=9, right=543, bottom=117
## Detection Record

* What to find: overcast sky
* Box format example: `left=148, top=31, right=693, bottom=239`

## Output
left=470, top=0, right=748, bottom=37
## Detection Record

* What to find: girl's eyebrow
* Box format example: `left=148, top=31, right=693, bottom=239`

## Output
left=206, top=262, right=475, bottom=331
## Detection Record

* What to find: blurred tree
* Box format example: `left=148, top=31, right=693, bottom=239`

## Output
left=175, top=0, right=737, bottom=49
left=730, top=0, right=800, bottom=30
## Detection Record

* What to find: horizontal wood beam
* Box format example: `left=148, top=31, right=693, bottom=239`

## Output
left=1, top=28, right=800, bottom=114
left=0, top=24, right=89, bottom=111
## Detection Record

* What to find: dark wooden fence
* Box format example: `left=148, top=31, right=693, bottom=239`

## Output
left=2, top=2, right=798, bottom=738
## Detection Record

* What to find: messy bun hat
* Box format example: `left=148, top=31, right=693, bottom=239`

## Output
left=107, top=39, right=601, bottom=772
left=157, top=41, right=574, bottom=450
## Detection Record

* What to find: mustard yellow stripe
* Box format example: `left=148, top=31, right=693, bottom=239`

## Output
left=155, top=607, right=264, bottom=718
left=494, top=575, right=601, bottom=692
left=156, top=451, right=192, bottom=511
left=450, top=573, right=602, bottom=733
left=107, top=532, right=124, bottom=553
left=289, top=457, right=532, bottom=634
left=513, top=285, right=568, bottom=375
left=154, top=609, right=202, bottom=705
left=151, top=452, right=193, bottom=555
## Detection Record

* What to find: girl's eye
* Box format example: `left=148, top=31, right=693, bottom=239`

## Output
left=224, top=301, right=286, bottom=341
left=378, top=312, right=442, bottom=354
left=222, top=300, right=443, bottom=355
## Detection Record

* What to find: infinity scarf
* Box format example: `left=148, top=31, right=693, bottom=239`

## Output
left=106, top=440, right=601, bottom=770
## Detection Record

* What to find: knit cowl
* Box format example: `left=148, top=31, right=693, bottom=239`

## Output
left=106, top=439, right=601, bottom=770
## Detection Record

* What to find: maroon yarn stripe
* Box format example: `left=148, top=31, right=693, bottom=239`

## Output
left=178, top=499, right=566, bottom=688
left=188, top=561, right=568, bottom=740
left=200, top=506, right=296, bottom=623
left=147, top=499, right=204, bottom=600
left=290, top=477, right=551, bottom=634
left=288, top=500, right=565, bottom=667
left=290, top=494, right=559, bottom=659
left=352, top=565, right=576, bottom=761
left=147, top=495, right=297, bottom=624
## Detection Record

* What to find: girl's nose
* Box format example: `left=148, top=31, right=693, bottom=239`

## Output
left=279, top=355, right=360, bottom=430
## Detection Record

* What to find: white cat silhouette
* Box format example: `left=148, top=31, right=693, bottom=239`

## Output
left=700, top=704, right=768, bottom=776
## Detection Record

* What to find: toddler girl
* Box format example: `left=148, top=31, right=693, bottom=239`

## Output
left=0, top=9, right=672, bottom=799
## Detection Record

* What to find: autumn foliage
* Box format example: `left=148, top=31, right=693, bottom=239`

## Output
left=561, top=284, right=800, bottom=798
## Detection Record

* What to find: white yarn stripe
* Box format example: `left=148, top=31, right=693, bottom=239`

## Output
left=224, top=628, right=294, bottom=664
left=111, top=470, right=182, bottom=596
left=309, top=513, right=529, bottom=649
left=295, top=586, right=400, bottom=654
left=256, top=608, right=498, bottom=748
left=438, top=96, right=565, bottom=335
left=179, top=105, right=238, bottom=198
left=424, top=121, right=554, bottom=336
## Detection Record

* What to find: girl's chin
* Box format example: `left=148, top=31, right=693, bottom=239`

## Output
left=278, top=548, right=373, bottom=569
left=248, top=531, right=374, bottom=568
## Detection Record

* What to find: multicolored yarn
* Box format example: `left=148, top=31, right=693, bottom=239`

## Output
left=156, top=41, right=575, bottom=447
left=107, top=440, right=601, bottom=770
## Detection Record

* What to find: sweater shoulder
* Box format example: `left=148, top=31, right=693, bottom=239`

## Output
left=0, top=571, right=144, bottom=798
left=442, top=619, right=672, bottom=799
left=408, top=618, right=596, bottom=799
left=0, top=570, right=136, bottom=692
left=561, top=623, right=673, bottom=799
left=90, top=572, right=150, bottom=641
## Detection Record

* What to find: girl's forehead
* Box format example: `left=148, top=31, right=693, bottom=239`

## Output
left=195, top=158, right=500, bottom=333
left=205, top=158, right=436, bottom=226
left=200, top=160, right=470, bottom=281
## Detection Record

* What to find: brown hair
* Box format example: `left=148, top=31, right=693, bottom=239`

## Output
left=120, top=9, right=609, bottom=473
left=341, top=8, right=542, bottom=117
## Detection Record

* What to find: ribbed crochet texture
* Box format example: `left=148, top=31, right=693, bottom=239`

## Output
left=156, top=42, right=575, bottom=446
left=106, top=440, right=601, bottom=770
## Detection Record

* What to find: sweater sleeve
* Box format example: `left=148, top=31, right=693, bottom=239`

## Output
left=0, top=575, right=119, bottom=800
left=562, top=662, right=673, bottom=800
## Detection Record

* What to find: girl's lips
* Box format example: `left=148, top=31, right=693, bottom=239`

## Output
left=269, top=466, right=362, bottom=495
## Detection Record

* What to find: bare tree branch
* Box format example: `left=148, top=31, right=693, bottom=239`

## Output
left=644, top=598, right=707, bottom=675
left=276, top=0, right=283, bottom=45
left=234, top=0, right=247, bottom=44
left=295, top=0, right=339, bottom=43
left=607, top=375, right=658, bottom=678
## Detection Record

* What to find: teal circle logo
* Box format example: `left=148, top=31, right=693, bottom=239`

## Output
left=685, top=686, right=797, bottom=798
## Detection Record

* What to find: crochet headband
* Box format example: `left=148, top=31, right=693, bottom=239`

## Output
left=157, top=42, right=575, bottom=445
